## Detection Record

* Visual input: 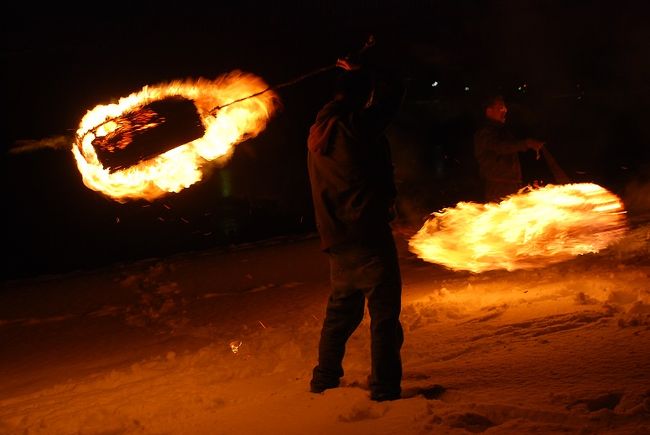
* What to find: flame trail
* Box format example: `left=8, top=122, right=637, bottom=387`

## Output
left=72, top=71, right=279, bottom=202
left=409, top=183, right=628, bottom=273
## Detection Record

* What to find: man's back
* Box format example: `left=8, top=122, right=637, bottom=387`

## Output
left=307, top=71, right=402, bottom=250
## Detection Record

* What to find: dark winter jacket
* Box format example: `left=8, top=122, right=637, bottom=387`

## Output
left=474, top=121, right=528, bottom=183
left=474, top=120, right=530, bottom=201
left=307, top=77, right=403, bottom=251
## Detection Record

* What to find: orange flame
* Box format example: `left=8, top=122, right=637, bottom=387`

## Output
left=72, top=72, right=279, bottom=202
left=409, top=183, right=627, bottom=273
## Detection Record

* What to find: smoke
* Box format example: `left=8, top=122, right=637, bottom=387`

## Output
left=9, top=135, right=72, bottom=154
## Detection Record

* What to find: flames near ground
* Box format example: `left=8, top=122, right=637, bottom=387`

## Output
left=409, top=183, right=628, bottom=273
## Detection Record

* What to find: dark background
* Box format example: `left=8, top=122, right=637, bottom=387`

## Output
left=3, top=1, right=650, bottom=281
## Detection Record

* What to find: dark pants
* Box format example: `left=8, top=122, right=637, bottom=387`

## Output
left=311, top=234, right=403, bottom=398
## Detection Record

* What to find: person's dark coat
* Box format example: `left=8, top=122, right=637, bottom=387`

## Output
left=307, top=81, right=402, bottom=250
left=474, top=120, right=531, bottom=201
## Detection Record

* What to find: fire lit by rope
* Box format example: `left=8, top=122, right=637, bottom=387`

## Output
left=72, top=72, right=279, bottom=202
left=409, top=183, right=627, bottom=273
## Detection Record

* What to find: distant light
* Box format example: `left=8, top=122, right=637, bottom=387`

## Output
left=464, top=86, right=470, bottom=91
left=518, top=86, right=522, bottom=91
left=432, top=81, right=439, bottom=87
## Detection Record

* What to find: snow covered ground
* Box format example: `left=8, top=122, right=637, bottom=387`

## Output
left=1, top=216, right=649, bottom=434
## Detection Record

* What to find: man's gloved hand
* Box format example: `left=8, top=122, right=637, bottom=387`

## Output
left=526, top=139, right=545, bottom=151
left=336, top=57, right=362, bottom=71
left=336, top=34, right=376, bottom=72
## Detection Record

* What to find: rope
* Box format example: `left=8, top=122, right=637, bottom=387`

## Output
left=209, top=64, right=336, bottom=115
left=209, top=34, right=376, bottom=115
left=540, top=145, right=571, bottom=184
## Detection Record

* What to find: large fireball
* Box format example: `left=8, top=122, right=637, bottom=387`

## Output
left=72, top=71, right=279, bottom=202
left=409, top=183, right=628, bottom=273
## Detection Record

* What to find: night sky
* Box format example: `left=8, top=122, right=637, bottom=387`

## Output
left=3, top=1, right=650, bottom=280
